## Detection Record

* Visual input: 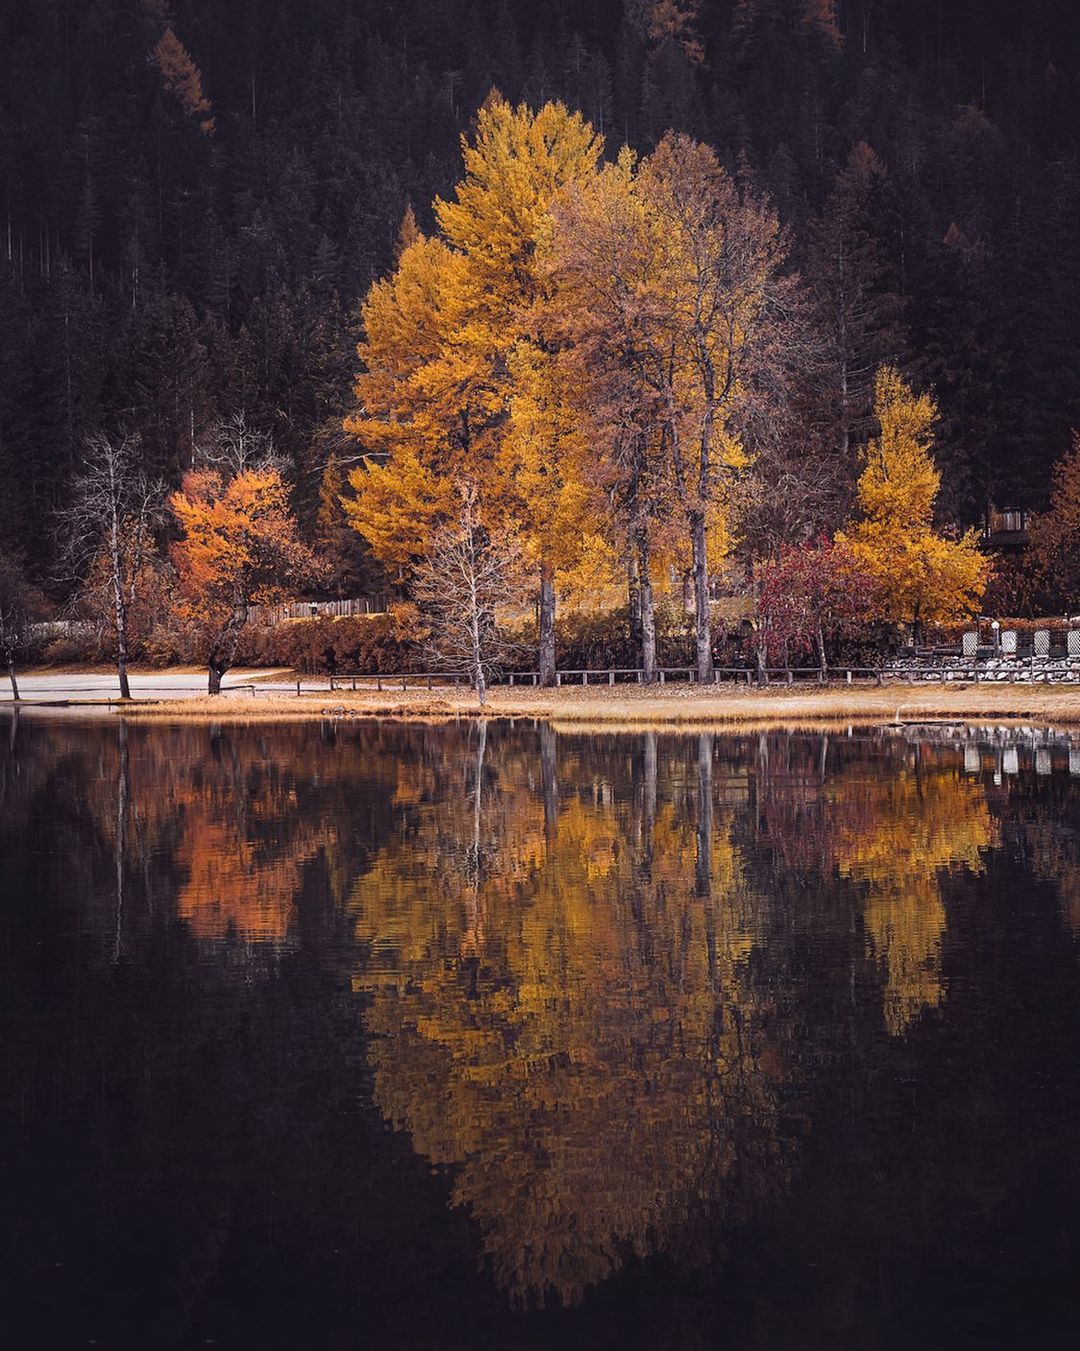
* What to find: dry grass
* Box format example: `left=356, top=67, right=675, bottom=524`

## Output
left=107, top=679, right=1080, bottom=729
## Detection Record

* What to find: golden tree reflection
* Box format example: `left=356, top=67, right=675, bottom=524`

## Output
left=350, top=730, right=786, bottom=1307
left=754, top=738, right=998, bottom=1034
left=831, top=763, right=997, bottom=1032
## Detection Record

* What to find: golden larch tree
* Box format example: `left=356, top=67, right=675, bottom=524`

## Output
left=838, top=366, right=988, bottom=636
left=345, top=97, right=603, bottom=685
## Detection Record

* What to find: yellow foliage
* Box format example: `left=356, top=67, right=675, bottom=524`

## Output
left=345, top=99, right=604, bottom=586
left=348, top=737, right=785, bottom=1306
left=838, top=367, right=988, bottom=626
left=832, top=766, right=997, bottom=1033
left=344, top=444, right=459, bottom=567
left=856, top=366, right=940, bottom=529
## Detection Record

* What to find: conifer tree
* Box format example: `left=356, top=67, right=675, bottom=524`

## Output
left=838, top=367, right=987, bottom=638
left=346, top=97, right=602, bottom=685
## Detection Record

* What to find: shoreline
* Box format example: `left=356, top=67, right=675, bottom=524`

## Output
left=8, top=679, right=1080, bottom=729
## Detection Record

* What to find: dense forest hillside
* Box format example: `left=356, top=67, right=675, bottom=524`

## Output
left=2, top=0, right=1079, bottom=584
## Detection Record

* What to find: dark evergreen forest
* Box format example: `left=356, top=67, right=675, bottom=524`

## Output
left=2, top=0, right=1079, bottom=583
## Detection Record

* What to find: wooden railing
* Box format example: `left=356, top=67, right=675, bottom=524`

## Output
left=321, top=661, right=1080, bottom=691
left=326, top=666, right=887, bottom=690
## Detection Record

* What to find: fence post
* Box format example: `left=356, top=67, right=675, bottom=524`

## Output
left=659, top=670, right=666, bottom=685
left=582, top=671, right=588, bottom=686
left=846, top=670, right=852, bottom=684
left=609, top=670, right=615, bottom=686
left=786, top=670, right=793, bottom=685
left=377, top=676, right=382, bottom=692
left=556, top=672, right=562, bottom=686
left=296, top=680, right=301, bottom=696
left=427, top=674, right=432, bottom=690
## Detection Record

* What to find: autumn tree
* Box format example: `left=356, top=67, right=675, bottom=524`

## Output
left=152, top=26, right=215, bottom=136
left=1030, top=433, right=1080, bottom=608
left=838, top=367, right=988, bottom=638
left=801, top=0, right=842, bottom=47
left=757, top=536, right=875, bottom=675
left=345, top=97, right=602, bottom=685
left=547, top=149, right=669, bottom=679
left=60, top=432, right=165, bottom=699
left=412, top=488, right=525, bottom=706
left=169, top=467, right=318, bottom=693
left=0, top=551, right=45, bottom=702
left=550, top=134, right=797, bottom=682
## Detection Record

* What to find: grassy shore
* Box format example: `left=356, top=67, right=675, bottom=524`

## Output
left=108, top=680, right=1080, bottom=729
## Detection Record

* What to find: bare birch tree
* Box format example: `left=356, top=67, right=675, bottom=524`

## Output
left=60, top=431, right=165, bottom=699
left=412, top=490, right=525, bottom=706
left=193, top=410, right=286, bottom=477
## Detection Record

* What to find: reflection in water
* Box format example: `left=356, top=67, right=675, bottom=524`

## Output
left=827, top=758, right=998, bottom=1033
left=2, top=717, right=1080, bottom=1346
left=350, top=726, right=783, bottom=1305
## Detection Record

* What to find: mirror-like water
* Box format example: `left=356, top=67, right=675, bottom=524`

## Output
left=2, top=715, right=1079, bottom=1349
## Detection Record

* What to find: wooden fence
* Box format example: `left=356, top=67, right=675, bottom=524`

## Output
left=326, top=666, right=886, bottom=691
left=247, top=596, right=389, bottom=626
left=321, top=661, right=1080, bottom=691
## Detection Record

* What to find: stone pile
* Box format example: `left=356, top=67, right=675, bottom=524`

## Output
left=883, top=654, right=1080, bottom=682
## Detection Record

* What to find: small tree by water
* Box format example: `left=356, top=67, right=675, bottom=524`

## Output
left=59, top=432, right=165, bottom=700
left=0, top=551, right=44, bottom=702
left=413, top=491, right=524, bottom=706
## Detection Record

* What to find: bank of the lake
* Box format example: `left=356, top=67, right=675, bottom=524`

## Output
left=99, top=680, right=1080, bottom=728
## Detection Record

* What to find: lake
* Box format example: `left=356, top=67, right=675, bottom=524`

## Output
left=2, top=714, right=1079, bottom=1349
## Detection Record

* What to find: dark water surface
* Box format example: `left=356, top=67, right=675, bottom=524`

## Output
left=2, top=714, right=1079, bottom=1350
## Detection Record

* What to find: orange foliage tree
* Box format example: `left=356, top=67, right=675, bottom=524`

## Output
left=152, top=27, right=215, bottom=136
left=169, top=467, right=318, bottom=692
left=1030, top=432, right=1080, bottom=607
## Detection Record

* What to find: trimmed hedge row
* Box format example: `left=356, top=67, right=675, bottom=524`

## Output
left=240, top=614, right=424, bottom=674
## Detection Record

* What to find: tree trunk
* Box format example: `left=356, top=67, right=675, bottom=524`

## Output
left=628, top=552, right=642, bottom=655
left=7, top=657, right=19, bottom=703
left=756, top=630, right=769, bottom=687
left=538, top=560, right=556, bottom=687
left=110, top=517, right=131, bottom=700
left=207, top=607, right=248, bottom=694
left=690, top=510, right=713, bottom=682
left=816, top=621, right=828, bottom=680
left=634, top=526, right=657, bottom=683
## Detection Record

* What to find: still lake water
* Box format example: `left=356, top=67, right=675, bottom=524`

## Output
left=2, top=714, right=1079, bottom=1349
